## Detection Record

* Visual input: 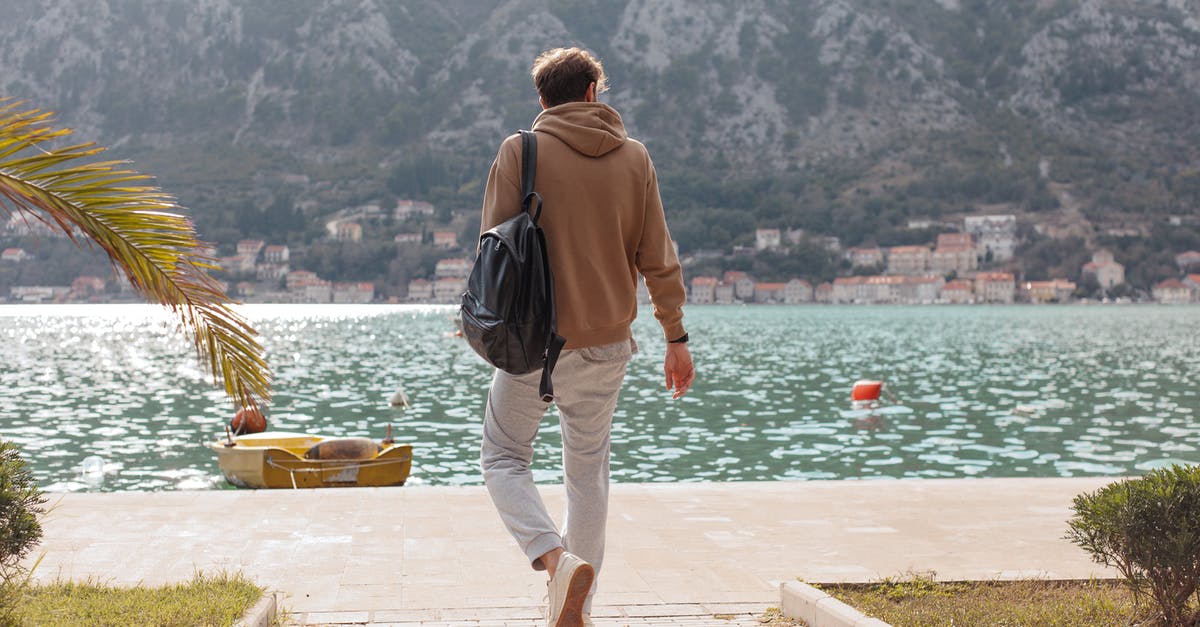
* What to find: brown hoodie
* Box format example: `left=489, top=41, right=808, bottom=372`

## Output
left=480, top=101, right=686, bottom=349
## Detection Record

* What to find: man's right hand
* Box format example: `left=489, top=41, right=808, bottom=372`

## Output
left=664, top=342, right=694, bottom=399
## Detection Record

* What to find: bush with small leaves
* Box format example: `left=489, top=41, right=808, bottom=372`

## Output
left=0, top=440, right=45, bottom=581
left=1066, top=465, right=1200, bottom=626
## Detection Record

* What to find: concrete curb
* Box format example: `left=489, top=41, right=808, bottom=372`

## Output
left=235, top=591, right=277, bottom=627
left=780, top=581, right=890, bottom=627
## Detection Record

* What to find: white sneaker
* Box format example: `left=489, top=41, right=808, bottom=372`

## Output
left=546, top=552, right=594, bottom=627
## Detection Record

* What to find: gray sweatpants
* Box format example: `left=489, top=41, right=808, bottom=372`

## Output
left=480, top=338, right=636, bottom=608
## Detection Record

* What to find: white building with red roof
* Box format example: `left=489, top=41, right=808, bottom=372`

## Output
left=333, top=282, right=375, bottom=304
left=784, top=279, right=812, bottom=304
left=689, top=276, right=718, bottom=304
left=754, top=282, right=787, bottom=304
left=1175, top=250, right=1200, bottom=272
left=941, top=279, right=974, bottom=304
left=975, top=272, right=1016, bottom=303
left=1154, top=279, right=1193, bottom=304
left=407, top=278, right=433, bottom=301
left=433, top=231, right=459, bottom=250
left=930, top=233, right=976, bottom=275
left=1081, top=250, right=1125, bottom=290
left=886, top=245, right=930, bottom=275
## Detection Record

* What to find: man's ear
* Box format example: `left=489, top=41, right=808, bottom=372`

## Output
left=540, top=96, right=548, bottom=110
left=585, top=82, right=596, bottom=102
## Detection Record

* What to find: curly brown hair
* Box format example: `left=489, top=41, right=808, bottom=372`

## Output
left=530, top=47, right=609, bottom=108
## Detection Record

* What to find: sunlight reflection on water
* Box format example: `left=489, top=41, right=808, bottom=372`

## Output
left=0, top=304, right=1197, bottom=491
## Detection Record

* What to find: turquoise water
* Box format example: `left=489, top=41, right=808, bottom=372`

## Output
left=0, top=304, right=1197, bottom=491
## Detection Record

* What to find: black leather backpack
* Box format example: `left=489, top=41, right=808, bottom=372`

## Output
left=460, top=130, right=566, bottom=402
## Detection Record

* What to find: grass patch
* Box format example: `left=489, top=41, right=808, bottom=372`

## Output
left=818, top=574, right=1145, bottom=627
left=7, top=571, right=265, bottom=627
left=757, top=606, right=803, bottom=625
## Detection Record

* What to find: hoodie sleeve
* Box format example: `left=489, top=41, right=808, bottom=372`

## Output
left=636, top=161, right=687, bottom=341
left=480, top=135, right=523, bottom=238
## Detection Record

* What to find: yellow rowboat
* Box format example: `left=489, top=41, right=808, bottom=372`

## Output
left=209, top=431, right=413, bottom=489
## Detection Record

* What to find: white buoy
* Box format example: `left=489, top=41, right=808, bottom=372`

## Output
left=389, top=384, right=409, bottom=408
left=80, top=455, right=105, bottom=475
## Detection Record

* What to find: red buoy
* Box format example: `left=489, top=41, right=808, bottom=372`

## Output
left=231, top=406, right=267, bottom=435
left=851, top=380, right=883, bottom=402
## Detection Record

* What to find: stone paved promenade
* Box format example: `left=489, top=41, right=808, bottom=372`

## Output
left=29, top=478, right=1119, bottom=625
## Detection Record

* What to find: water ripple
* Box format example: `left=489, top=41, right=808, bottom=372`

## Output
left=0, top=304, right=1198, bottom=490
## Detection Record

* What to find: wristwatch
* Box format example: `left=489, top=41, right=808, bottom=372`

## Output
left=669, top=333, right=689, bottom=344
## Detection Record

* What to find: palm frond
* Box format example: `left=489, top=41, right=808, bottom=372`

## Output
left=0, top=98, right=271, bottom=409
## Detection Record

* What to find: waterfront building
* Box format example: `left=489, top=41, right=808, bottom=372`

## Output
left=831, top=275, right=937, bottom=304
left=784, top=279, right=813, bottom=304
left=714, top=282, right=736, bottom=305
left=433, top=231, right=459, bottom=250
left=70, top=276, right=106, bottom=301
left=1154, top=279, right=1193, bottom=304
left=723, top=271, right=756, bottom=301
left=407, top=278, right=433, bottom=301
left=887, top=245, right=931, bottom=275
left=899, top=276, right=943, bottom=304
left=930, top=233, right=977, bottom=275
left=941, top=280, right=974, bottom=304
left=1081, top=250, right=1124, bottom=290
left=236, top=282, right=256, bottom=298
left=333, top=282, right=375, bottom=304
left=300, top=280, right=332, bottom=303
left=1022, top=279, right=1075, bottom=303
left=815, top=282, right=834, bottom=303
left=10, top=286, right=69, bottom=303
left=1186, top=274, right=1200, bottom=301
left=831, top=277, right=862, bottom=303
left=964, top=214, right=1016, bottom=262
left=689, top=276, right=718, bottom=304
left=975, top=272, right=1016, bottom=303
left=846, top=246, right=884, bottom=268
left=755, top=228, right=781, bottom=251
left=754, top=283, right=787, bottom=304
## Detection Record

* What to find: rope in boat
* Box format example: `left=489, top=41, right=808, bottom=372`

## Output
left=264, top=455, right=413, bottom=489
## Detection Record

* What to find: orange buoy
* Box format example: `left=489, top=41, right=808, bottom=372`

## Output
left=851, top=380, right=884, bottom=402
left=231, top=406, right=267, bottom=435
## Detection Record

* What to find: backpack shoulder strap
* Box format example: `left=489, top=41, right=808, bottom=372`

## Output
left=519, top=130, right=543, bottom=223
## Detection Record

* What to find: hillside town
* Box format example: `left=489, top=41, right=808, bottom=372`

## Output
left=682, top=214, right=1200, bottom=305
left=3, top=201, right=1200, bottom=306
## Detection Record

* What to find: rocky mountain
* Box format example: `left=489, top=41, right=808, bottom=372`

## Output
left=2, top=0, right=1199, bottom=287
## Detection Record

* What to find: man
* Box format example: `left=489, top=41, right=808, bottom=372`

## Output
left=478, top=47, right=694, bottom=627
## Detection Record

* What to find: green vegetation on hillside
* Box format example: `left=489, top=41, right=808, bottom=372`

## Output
left=3, top=0, right=1199, bottom=295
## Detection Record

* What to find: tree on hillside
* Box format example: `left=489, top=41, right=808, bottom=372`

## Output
left=0, top=99, right=271, bottom=409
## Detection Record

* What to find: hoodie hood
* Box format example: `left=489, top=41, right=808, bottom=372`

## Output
left=532, top=102, right=627, bottom=158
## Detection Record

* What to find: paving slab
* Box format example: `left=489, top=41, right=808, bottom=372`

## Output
left=27, top=478, right=1119, bottom=620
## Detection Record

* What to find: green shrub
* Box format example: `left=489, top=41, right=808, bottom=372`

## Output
left=0, top=440, right=45, bottom=581
left=1066, top=465, right=1200, bottom=626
